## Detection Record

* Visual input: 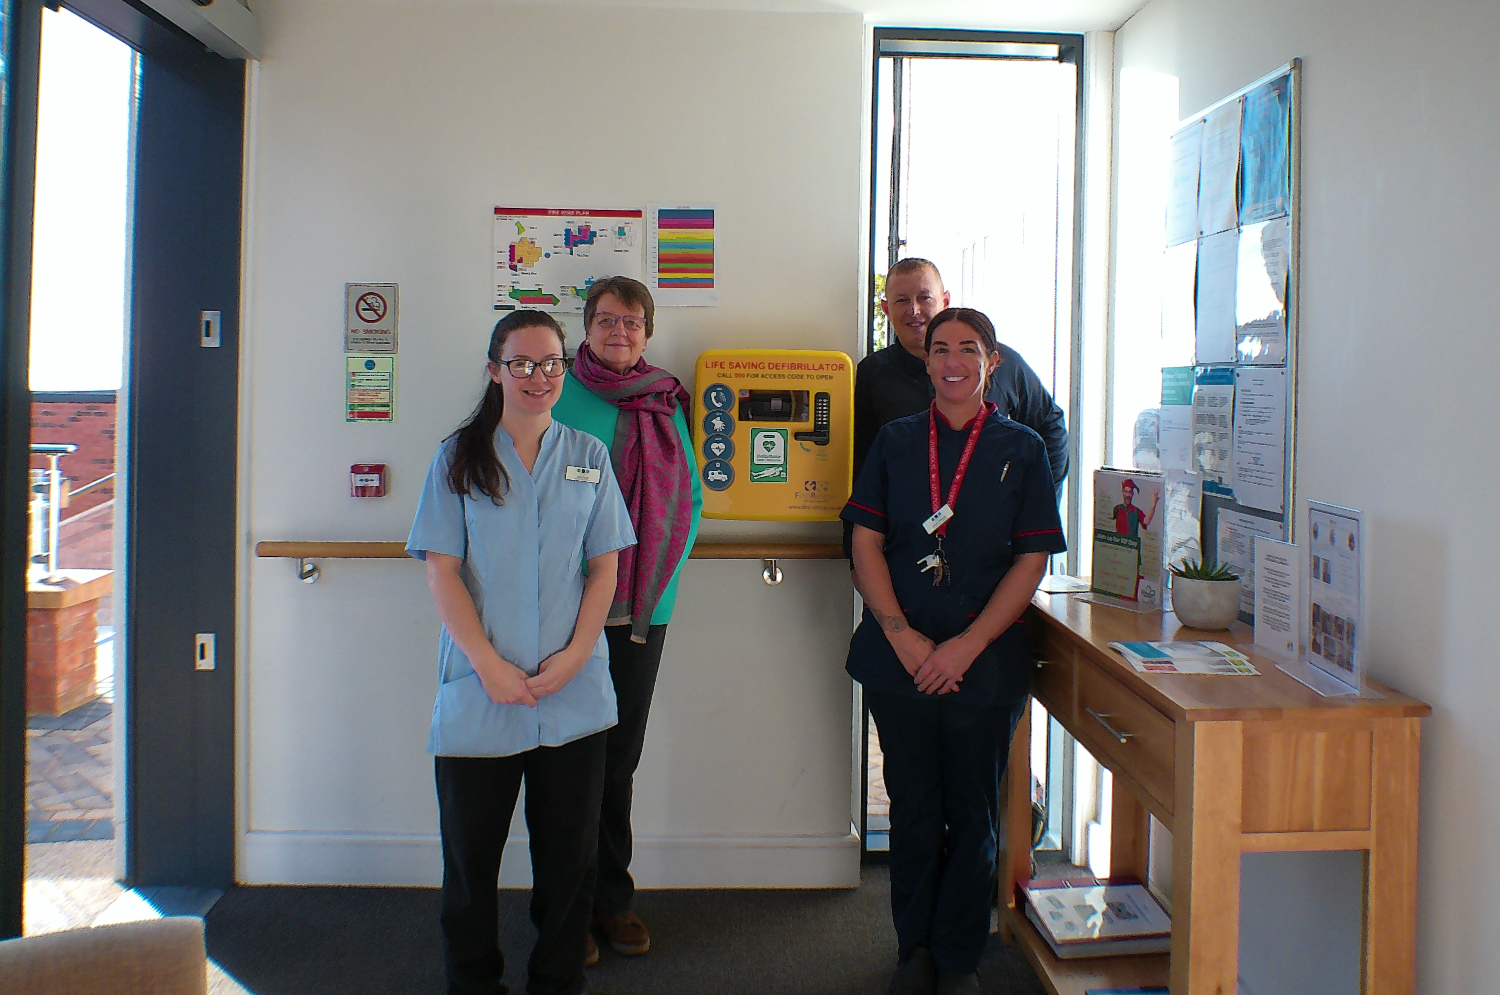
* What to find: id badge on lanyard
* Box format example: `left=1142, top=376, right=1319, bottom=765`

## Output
left=920, top=404, right=986, bottom=586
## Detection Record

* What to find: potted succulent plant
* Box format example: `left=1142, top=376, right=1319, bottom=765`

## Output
left=1169, top=558, right=1243, bottom=630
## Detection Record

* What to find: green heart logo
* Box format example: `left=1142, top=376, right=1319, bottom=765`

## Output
left=762, top=437, right=775, bottom=452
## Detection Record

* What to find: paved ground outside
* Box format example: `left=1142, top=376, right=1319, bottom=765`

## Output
left=26, top=631, right=114, bottom=844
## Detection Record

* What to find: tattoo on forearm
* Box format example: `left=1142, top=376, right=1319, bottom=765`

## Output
left=872, top=606, right=908, bottom=634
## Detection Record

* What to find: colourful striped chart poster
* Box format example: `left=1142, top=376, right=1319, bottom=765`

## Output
left=647, top=204, right=718, bottom=305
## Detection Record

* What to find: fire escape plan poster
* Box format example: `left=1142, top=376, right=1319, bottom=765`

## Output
left=493, top=207, right=643, bottom=313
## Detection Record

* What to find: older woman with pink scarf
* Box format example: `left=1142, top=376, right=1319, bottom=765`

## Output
left=551, top=276, right=702, bottom=965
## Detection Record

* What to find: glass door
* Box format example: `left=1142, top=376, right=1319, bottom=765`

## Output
left=863, top=30, right=1083, bottom=855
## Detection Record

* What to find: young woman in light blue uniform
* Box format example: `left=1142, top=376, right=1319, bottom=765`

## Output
left=407, top=310, right=636, bottom=995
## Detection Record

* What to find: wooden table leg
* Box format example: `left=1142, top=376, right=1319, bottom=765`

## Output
left=1365, top=717, right=1421, bottom=995
left=1170, top=720, right=1243, bottom=994
left=1001, top=701, right=1034, bottom=943
left=1111, top=774, right=1151, bottom=882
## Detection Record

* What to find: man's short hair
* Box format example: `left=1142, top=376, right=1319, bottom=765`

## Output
left=884, top=257, right=942, bottom=289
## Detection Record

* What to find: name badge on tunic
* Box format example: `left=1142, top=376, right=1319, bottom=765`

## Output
left=922, top=503, right=954, bottom=535
left=565, top=465, right=601, bottom=483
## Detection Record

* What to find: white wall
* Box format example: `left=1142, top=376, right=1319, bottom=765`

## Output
left=239, top=0, right=864, bottom=887
left=1114, top=2, right=1500, bottom=992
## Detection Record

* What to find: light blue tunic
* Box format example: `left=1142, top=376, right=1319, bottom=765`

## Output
left=406, top=421, right=637, bottom=757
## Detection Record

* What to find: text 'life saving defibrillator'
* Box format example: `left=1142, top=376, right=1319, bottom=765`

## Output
left=693, top=349, right=854, bottom=521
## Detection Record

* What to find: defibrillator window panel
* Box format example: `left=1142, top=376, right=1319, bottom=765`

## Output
left=739, top=390, right=810, bottom=423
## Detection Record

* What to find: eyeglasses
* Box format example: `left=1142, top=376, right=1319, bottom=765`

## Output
left=500, top=357, right=568, bottom=378
left=591, top=312, right=647, bottom=334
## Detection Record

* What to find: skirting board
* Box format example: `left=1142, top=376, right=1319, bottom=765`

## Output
left=242, top=830, right=861, bottom=888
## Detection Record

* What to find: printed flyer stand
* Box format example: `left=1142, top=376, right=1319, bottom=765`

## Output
left=1088, top=468, right=1167, bottom=611
left=1275, top=501, right=1380, bottom=697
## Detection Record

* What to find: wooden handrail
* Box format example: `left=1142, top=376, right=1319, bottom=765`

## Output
left=254, top=540, right=844, bottom=561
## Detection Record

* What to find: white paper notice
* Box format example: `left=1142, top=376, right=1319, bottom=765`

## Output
left=1254, top=538, right=1302, bottom=660
left=1235, top=217, right=1289, bottom=364
left=1158, top=366, right=1194, bottom=472
left=1161, top=242, right=1198, bottom=365
left=1166, top=120, right=1204, bottom=247
left=1216, top=511, right=1284, bottom=618
left=1195, top=229, right=1238, bottom=365
left=1163, top=470, right=1203, bottom=570
left=1158, top=405, right=1192, bottom=472
left=1197, top=98, right=1243, bottom=237
left=1191, top=382, right=1234, bottom=484
left=1231, top=368, right=1287, bottom=513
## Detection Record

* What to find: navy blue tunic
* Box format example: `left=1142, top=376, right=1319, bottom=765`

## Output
left=841, top=404, right=1067, bottom=707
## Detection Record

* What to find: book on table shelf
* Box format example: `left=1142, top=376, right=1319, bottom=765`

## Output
left=1021, top=877, right=1171, bottom=960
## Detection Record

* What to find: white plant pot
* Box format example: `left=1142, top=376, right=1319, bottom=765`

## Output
left=1170, top=576, right=1242, bottom=630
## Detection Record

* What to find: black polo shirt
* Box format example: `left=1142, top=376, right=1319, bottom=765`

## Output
left=853, top=342, right=1069, bottom=490
left=841, top=405, right=1068, bottom=707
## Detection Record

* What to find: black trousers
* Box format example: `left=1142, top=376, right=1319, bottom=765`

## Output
left=435, top=733, right=607, bottom=995
left=592, top=623, right=668, bottom=916
left=867, top=689, right=1026, bottom=974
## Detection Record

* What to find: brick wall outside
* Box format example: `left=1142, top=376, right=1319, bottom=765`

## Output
left=30, top=394, right=116, bottom=575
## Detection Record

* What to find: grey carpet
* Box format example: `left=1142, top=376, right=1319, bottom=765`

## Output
left=204, top=866, right=1048, bottom=995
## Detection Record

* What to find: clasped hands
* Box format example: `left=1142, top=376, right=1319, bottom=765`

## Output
left=887, top=626, right=980, bottom=696
left=474, top=645, right=589, bottom=707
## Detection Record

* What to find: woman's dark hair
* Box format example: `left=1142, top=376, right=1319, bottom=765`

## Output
left=445, top=310, right=565, bottom=503
left=583, top=276, right=656, bottom=339
left=925, top=307, right=1000, bottom=356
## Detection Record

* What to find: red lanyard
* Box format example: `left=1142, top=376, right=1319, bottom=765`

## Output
left=927, top=402, right=991, bottom=537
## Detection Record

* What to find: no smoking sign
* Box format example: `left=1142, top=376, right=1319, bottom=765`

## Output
left=345, top=282, right=399, bottom=352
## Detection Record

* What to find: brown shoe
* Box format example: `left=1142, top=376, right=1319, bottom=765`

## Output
left=585, top=931, right=599, bottom=967
left=594, top=911, right=650, bottom=955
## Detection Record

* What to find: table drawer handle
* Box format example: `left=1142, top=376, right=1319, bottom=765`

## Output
left=1086, top=708, right=1133, bottom=744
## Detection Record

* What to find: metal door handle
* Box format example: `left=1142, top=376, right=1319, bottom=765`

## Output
left=1085, top=708, right=1133, bottom=744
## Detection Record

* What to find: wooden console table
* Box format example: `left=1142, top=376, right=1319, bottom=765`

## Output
left=1003, top=592, right=1430, bottom=995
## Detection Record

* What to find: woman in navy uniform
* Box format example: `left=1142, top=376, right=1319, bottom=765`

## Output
left=842, top=307, right=1066, bottom=995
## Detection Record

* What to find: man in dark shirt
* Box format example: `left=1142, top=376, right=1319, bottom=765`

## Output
left=855, top=258, right=1070, bottom=492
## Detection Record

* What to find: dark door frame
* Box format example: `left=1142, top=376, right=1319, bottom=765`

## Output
left=1, top=0, right=243, bottom=932
left=0, top=0, right=48, bottom=941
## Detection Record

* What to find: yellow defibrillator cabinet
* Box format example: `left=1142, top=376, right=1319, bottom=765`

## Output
left=694, top=349, right=854, bottom=521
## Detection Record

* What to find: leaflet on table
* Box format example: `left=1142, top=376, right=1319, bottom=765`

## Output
left=1090, top=469, right=1166, bottom=610
left=1165, top=120, right=1204, bottom=246
left=1197, top=99, right=1243, bottom=237
left=1254, top=537, right=1302, bottom=660
left=1235, top=218, right=1289, bottom=365
left=1216, top=510, right=1284, bottom=619
left=1239, top=74, right=1291, bottom=225
left=1108, top=640, right=1259, bottom=676
left=1158, top=367, right=1194, bottom=471
left=1305, top=501, right=1365, bottom=692
left=1230, top=367, right=1287, bottom=513
left=1191, top=369, right=1235, bottom=489
left=1163, top=469, right=1202, bottom=570
left=1195, top=230, right=1238, bottom=365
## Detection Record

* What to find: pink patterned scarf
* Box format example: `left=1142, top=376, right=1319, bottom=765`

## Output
left=571, top=343, right=694, bottom=643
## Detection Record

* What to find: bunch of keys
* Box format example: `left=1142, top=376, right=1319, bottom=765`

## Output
left=918, top=538, right=950, bottom=586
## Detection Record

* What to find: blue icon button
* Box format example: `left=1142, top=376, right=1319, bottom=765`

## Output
left=702, top=383, right=734, bottom=412
left=703, top=410, right=734, bottom=437
left=703, top=434, right=734, bottom=462
left=702, top=459, right=734, bottom=491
